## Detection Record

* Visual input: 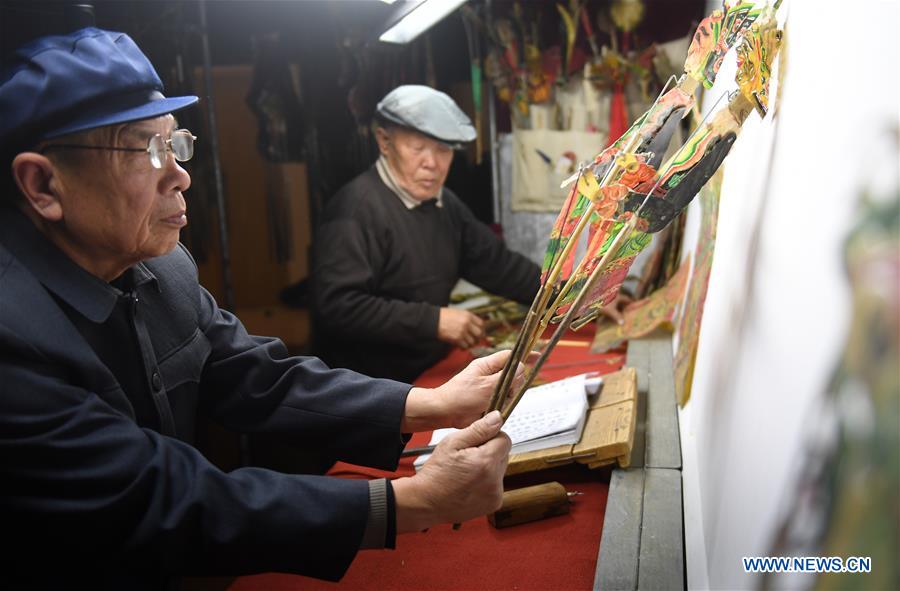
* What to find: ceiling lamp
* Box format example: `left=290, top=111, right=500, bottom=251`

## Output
left=378, top=0, right=468, bottom=44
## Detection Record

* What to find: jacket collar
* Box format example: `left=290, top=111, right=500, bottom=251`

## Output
left=0, top=205, right=157, bottom=323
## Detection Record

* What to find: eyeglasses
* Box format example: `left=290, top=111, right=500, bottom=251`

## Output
left=40, top=129, right=197, bottom=169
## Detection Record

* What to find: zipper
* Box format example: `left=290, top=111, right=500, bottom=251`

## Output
left=129, top=292, right=177, bottom=437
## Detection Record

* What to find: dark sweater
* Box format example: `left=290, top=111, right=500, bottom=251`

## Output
left=313, top=167, right=539, bottom=382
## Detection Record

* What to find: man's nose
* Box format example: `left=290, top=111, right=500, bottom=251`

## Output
left=162, top=155, right=192, bottom=193
left=421, top=148, right=438, bottom=168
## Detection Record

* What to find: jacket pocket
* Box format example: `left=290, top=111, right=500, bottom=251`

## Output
left=157, top=328, right=212, bottom=390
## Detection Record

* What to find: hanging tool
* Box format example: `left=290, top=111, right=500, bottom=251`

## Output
left=461, top=7, right=484, bottom=164
left=488, top=481, right=582, bottom=529
left=580, top=4, right=601, bottom=60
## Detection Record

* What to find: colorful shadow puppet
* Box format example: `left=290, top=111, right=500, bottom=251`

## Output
left=488, top=2, right=783, bottom=420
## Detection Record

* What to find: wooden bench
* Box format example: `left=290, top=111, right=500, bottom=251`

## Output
left=594, top=331, right=685, bottom=590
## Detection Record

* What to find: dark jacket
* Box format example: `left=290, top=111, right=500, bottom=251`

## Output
left=314, top=167, right=540, bottom=382
left=0, top=206, right=411, bottom=588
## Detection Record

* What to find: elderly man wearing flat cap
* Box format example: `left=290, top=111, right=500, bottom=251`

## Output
left=0, top=28, right=522, bottom=589
left=313, top=86, right=541, bottom=382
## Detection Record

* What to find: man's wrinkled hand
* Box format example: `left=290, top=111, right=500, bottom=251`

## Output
left=597, top=291, right=634, bottom=325
left=402, top=350, right=527, bottom=432
left=434, top=350, right=526, bottom=428
left=437, top=307, right=484, bottom=349
left=393, top=411, right=511, bottom=532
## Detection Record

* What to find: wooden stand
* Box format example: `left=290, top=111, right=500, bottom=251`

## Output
left=506, top=368, right=638, bottom=475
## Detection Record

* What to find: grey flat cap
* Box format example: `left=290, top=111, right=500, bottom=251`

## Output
left=376, top=85, right=476, bottom=147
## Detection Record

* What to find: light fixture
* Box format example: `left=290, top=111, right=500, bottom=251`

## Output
left=378, top=0, right=468, bottom=44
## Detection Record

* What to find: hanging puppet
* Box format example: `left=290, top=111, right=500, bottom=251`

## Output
left=488, top=1, right=783, bottom=420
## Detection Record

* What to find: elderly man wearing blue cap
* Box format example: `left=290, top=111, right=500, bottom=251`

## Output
left=0, top=28, right=521, bottom=588
left=313, top=85, right=541, bottom=382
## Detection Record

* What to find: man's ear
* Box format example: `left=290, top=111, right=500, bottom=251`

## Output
left=374, top=127, right=391, bottom=156
left=11, top=153, right=64, bottom=221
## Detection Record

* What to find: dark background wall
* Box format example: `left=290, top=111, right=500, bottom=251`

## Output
left=1, top=0, right=703, bottom=228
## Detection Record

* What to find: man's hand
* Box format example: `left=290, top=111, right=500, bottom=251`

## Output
left=437, top=307, right=484, bottom=349
left=597, top=291, right=634, bottom=325
left=393, top=411, right=511, bottom=532
left=401, top=350, right=526, bottom=432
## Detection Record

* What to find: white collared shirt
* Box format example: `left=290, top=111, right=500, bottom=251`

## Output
left=375, top=155, right=443, bottom=209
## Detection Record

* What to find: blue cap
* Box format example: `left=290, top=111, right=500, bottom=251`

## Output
left=0, top=27, right=198, bottom=152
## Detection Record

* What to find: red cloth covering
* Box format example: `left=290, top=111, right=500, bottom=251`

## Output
left=230, top=327, right=625, bottom=591
left=606, top=86, right=629, bottom=149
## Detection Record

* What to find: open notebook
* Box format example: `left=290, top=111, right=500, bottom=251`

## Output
left=414, top=373, right=596, bottom=470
